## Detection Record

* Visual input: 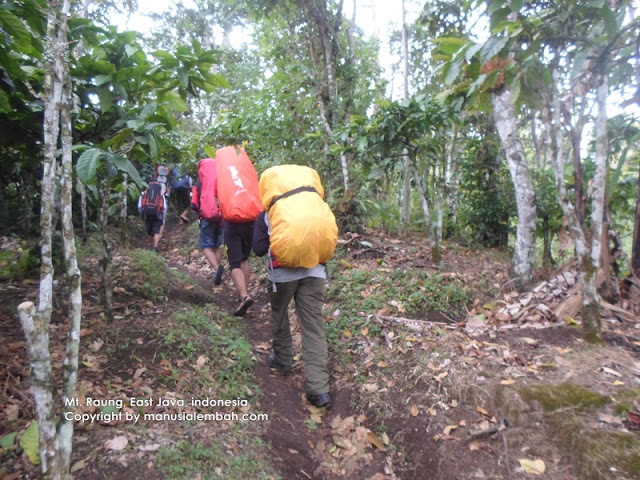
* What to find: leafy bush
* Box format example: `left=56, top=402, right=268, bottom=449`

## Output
left=0, top=247, right=39, bottom=282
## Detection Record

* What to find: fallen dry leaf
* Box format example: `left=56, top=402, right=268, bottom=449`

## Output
left=519, top=458, right=545, bottom=475
left=366, top=431, right=387, bottom=451
left=443, top=424, right=458, bottom=435
left=476, top=405, right=490, bottom=417
left=411, top=404, right=419, bottom=417
left=105, top=436, right=128, bottom=451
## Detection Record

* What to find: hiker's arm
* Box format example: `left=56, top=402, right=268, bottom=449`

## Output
left=190, top=185, right=200, bottom=213
left=252, top=211, right=269, bottom=257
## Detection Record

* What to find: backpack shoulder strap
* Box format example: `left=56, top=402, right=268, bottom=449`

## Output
left=269, top=186, right=319, bottom=210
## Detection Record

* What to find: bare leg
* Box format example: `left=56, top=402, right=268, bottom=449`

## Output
left=203, top=247, right=222, bottom=270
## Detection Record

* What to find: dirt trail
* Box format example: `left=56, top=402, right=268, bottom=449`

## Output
left=160, top=217, right=389, bottom=479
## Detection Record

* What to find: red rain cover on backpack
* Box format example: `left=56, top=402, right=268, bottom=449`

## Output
left=197, top=158, right=222, bottom=221
left=215, top=146, right=262, bottom=222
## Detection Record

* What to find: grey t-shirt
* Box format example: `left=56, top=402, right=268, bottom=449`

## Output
left=263, top=213, right=326, bottom=283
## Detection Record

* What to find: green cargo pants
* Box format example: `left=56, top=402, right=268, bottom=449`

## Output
left=269, top=277, right=329, bottom=396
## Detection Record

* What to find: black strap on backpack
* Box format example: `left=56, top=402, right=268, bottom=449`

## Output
left=269, top=186, right=319, bottom=210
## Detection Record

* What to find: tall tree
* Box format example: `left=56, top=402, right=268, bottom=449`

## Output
left=18, top=0, right=82, bottom=476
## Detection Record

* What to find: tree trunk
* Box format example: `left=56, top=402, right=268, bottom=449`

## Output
left=19, top=0, right=76, bottom=477
left=18, top=302, right=62, bottom=475
left=550, top=67, right=603, bottom=343
left=401, top=0, right=411, bottom=224
left=445, top=125, right=459, bottom=227
left=632, top=164, right=640, bottom=277
left=581, top=76, right=609, bottom=342
left=491, top=86, right=537, bottom=287
left=412, top=162, right=439, bottom=263
left=59, top=54, right=82, bottom=467
left=98, top=175, right=114, bottom=322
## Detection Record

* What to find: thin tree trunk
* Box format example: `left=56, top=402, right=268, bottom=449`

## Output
left=401, top=0, right=411, bottom=224
left=445, top=125, right=459, bottom=226
left=59, top=51, right=82, bottom=467
left=19, top=0, right=75, bottom=477
left=491, top=86, right=537, bottom=287
left=581, top=76, right=608, bottom=342
left=632, top=163, right=640, bottom=277
left=18, top=302, right=61, bottom=474
left=550, top=67, right=603, bottom=343
left=98, top=176, right=113, bottom=321
left=412, top=162, right=439, bottom=263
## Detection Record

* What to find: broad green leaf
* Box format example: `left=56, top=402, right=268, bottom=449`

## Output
left=76, top=148, right=104, bottom=184
left=444, top=59, right=462, bottom=86
left=0, top=432, right=17, bottom=449
left=510, top=0, right=523, bottom=12
left=465, top=43, right=483, bottom=61
left=570, top=49, right=590, bottom=80
left=149, top=134, right=159, bottom=159
left=480, top=37, right=509, bottom=63
left=0, top=90, right=11, bottom=112
left=105, top=129, right=133, bottom=150
left=0, top=10, right=32, bottom=46
left=203, top=145, right=216, bottom=158
left=20, top=421, right=39, bottom=465
left=160, top=90, right=188, bottom=112
left=204, top=73, right=230, bottom=88
left=600, top=7, right=618, bottom=36
left=97, top=88, right=113, bottom=112
left=94, top=74, right=111, bottom=86
left=432, top=37, right=469, bottom=55
left=124, top=44, right=138, bottom=57
left=152, top=50, right=179, bottom=67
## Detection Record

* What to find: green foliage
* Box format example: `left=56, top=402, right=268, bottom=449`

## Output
left=0, top=247, right=39, bottom=282
left=161, top=307, right=256, bottom=399
left=158, top=436, right=279, bottom=480
left=326, top=260, right=470, bottom=342
left=130, top=249, right=173, bottom=301
left=519, top=383, right=610, bottom=412
left=457, top=135, right=515, bottom=247
left=19, top=421, right=39, bottom=465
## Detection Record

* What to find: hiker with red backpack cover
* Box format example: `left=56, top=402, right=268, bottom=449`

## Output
left=215, top=145, right=263, bottom=316
left=138, top=181, right=168, bottom=252
left=191, top=158, right=225, bottom=285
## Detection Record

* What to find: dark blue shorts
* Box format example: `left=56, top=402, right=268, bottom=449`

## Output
left=199, top=219, right=223, bottom=250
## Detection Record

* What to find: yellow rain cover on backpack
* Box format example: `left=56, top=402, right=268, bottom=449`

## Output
left=259, top=165, right=338, bottom=268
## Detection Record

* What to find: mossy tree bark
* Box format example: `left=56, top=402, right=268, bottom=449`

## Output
left=18, top=0, right=79, bottom=477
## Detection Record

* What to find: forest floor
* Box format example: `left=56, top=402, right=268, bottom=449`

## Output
left=1, top=213, right=640, bottom=480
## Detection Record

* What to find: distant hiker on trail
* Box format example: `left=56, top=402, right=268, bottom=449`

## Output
left=171, top=170, right=194, bottom=224
left=138, top=181, right=168, bottom=253
left=154, top=164, right=172, bottom=241
left=215, top=146, right=263, bottom=317
left=252, top=165, right=338, bottom=409
left=192, top=158, right=224, bottom=285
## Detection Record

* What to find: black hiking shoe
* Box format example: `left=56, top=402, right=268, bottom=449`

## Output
left=267, top=352, right=292, bottom=373
left=233, top=296, right=254, bottom=317
left=306, top=392, right=331, bottom=408
left=214, top=265, right=224, bottom=285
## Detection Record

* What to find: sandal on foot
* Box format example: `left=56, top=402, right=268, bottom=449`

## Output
left=234, top=296, right=254, bottom=317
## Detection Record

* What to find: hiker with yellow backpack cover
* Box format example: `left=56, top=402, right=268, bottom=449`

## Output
left=252, top=164, right=338, bottom=408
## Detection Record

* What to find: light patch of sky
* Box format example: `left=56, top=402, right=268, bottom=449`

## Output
left=110, top=0, right=417, bottom=98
